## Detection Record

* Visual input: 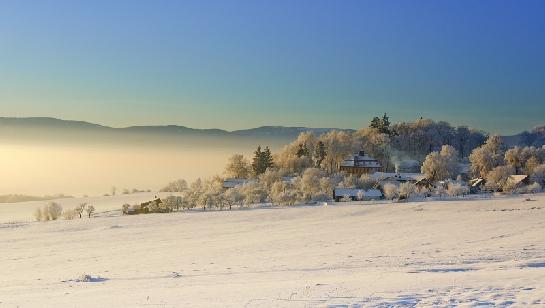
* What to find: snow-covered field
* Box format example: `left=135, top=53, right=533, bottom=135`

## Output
left=1, top=194, right=545, bottom=307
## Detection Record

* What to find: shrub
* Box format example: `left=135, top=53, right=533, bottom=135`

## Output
left=122, top=203, right=130, bottom=214
left=433, top=185, right=447, bottom=197
left=399, top=182, right=416, bottom=199
left=531, top=164, right=545, bottom=187
left=383, top=183, right=399, bottom=200
left=339, top=194, right=352, bottom=202
left=447, top=182, right=469, bottom=197
left=34, top=207, right=42, bottom=221
left=62, top=209, right=77, bottom=220
left=47, top=202, right=63, bottom=220
left=163, top=196, right=178, bottom=212
left=519, top=182, right=542, bottom=194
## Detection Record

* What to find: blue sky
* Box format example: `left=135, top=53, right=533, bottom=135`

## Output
left=0, top=0, right=544, bottom=134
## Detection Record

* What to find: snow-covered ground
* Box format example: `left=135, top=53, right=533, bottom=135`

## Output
left=1, top=194, right=545, bottom=307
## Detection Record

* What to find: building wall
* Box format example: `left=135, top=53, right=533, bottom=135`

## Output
left=339, top=166, right=383, bottom=175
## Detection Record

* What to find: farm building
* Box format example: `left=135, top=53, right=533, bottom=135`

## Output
left=339, top=151, right=383, bottom=175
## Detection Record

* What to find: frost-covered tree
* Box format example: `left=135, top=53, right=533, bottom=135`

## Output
left=383, top=183, right=399, bottom=200
left=485, top=166, right=515, bottom=192
left=300, top=168, right=325, bottom=201
left=241, top=182, right=268, bottom=206
left=421, top=145, right=460, bottom=180
left=271, top=180, right=296, bottom=205
left=320, top=130, right=354, bottom=174
left=47, top=202, right=63, bottom=220
left=258, top=169, right=283, bottom=191
left=224, top=187, right=244, bottom=210
left=531, top=164, right=545, bottom=187
left=160, top=179, right=188, bottom=192
left=469, top=135, right=505, bottom=178
left=313, top=141, right=327, bottom=167
left=224, top=154, right=251, bottom=179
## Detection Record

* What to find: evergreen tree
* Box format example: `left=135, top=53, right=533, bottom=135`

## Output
left=262, top=146, right=274, bottom=171
left=314, top=141, right=326, bottom=167
left=252, top=146, right=263, bottom=175
left=369, top=113, right=396, bottom=137
left=296, top=143, right=310, bottom=158
left=252, top=145, right=274, bottom=176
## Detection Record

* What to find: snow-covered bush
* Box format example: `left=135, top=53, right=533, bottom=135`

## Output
left=399, top=182, right=416, bottom=199
left=383, top=183, right=399, bottom=200
left=356, top=190, right=364, bottom=201
left=162, top=196, right=178, bottom=212
left=34, top=207, right=42, bottom=221
left=339, top=194, right=352, bottom=202
left=446, top=182, right=469, bottom=197
left=531, top=164, right=545, bottom=187
left=62, top=209, right=77, bottom=220
left=122, top=204, right=130, bottom=215
left=433, top=185, right=447, bottom=198
left=47, top=202, right=63, bottom=220
left=518, top=182, right=542, bottom=194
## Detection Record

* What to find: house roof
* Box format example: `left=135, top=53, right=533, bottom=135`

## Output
left=370, top=172, right=426, bottom=182
left=469, top=178, right=485, bottom=187
left=508, top=175, right=529, bottom=185
left=333, top=188, right=383, bottom=198
left=340, top=152, right=382, bottom=168
left=223, top=178, right=255, bottom=188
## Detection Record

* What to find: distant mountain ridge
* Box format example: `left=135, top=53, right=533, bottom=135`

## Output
left=0, top=117, right=352, bottom=146
left=1, top=117, right=542, bottom=147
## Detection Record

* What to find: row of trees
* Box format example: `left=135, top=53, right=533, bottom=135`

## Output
left=34, top=202, right=95, bottom=221
left=155, top=115, right=543, bottom=213
left=468, top=135, right=545, bottom=191
left=221, top=115, right=488, bottom=179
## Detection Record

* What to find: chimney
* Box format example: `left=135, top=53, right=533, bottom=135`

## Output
left=359, top=150, right=365, bottom=156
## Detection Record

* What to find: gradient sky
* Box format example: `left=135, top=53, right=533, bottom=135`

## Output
left=1, top=0, right=544, bottom=134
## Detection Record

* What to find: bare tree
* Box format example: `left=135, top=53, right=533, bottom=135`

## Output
left=86, top=205, right=95, bottom=218
left=76, top=203, right=86, bottom=218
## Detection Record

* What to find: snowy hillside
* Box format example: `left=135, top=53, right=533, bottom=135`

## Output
left=1, top=194, right=545, bottom=307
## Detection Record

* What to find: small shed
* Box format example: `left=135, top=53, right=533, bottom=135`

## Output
left=507, top=175, right=530, bottom=188
left=469, top=178, right=486, bottom=193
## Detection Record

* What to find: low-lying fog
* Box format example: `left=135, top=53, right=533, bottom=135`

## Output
left=0, top=142, right=256, bottom=197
